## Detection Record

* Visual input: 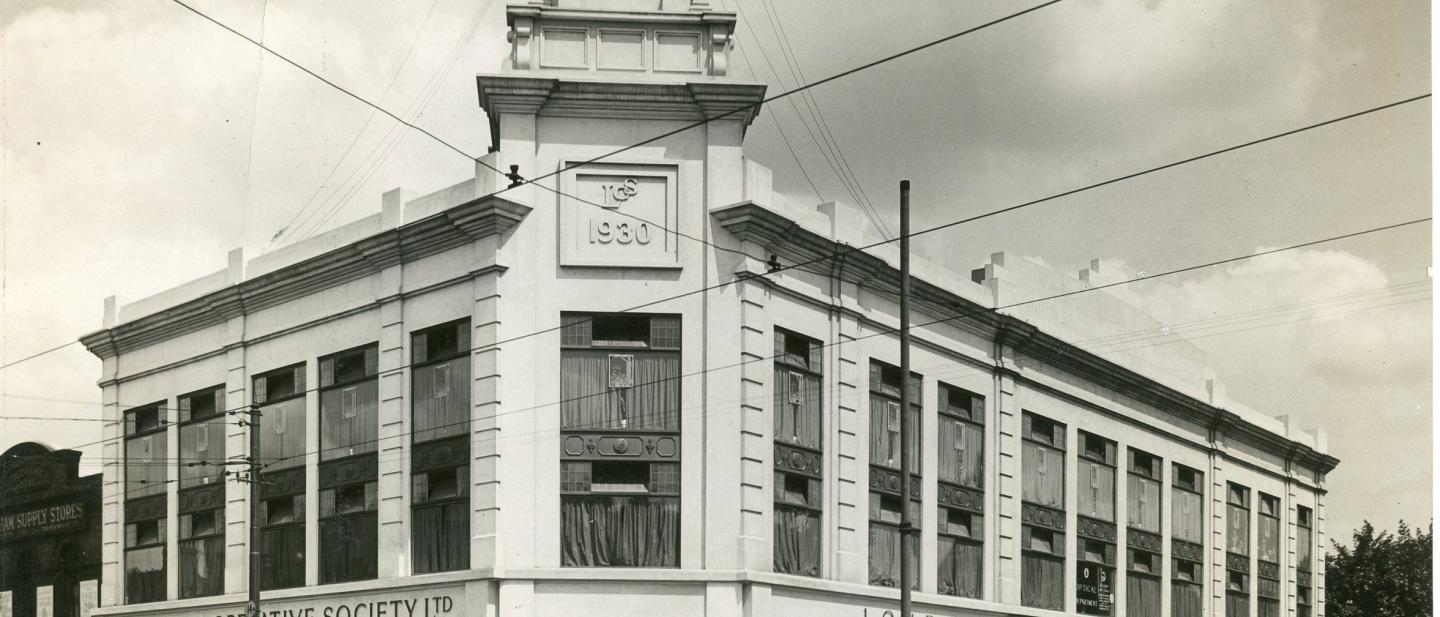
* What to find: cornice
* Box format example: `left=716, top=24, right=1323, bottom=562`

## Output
left=711, top=200, right=1340, bottom=474
left=80, top=195, right=530, bottom=361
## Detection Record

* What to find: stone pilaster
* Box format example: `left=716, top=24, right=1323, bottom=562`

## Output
left=222, top=319, right=249, bottom=595
left=99, top=367, right=122, bottom=607
left=164, top=396, right=179, bottom=600
left=376, top=292, right=408, bottom=578
left=1208, top=443, right=1227, bottom=617
left=1064, top=422, right=1079, bottom=613
left=1114, top=437, right=1129, bottom=617
left=1314, top=483, right=1328, bottom=617
left=736, top=279, right=771, bottom=570
left=471, top=266, right=502, bottom=569
left=304, top=359, right=320, bottom=586
left=992, top=367, right=1020, bottom=603
left=834, top=318, right=864, bottom=583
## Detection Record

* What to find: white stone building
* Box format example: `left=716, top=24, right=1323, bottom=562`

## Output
left=78, top=2, right=1335, bottom=617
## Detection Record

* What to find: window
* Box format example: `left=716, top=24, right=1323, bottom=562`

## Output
left=774, top=328, right=823, bottom=577
left=124, top=511, right=165, bottom=604
left=253, top=362, right=307, bottom=591
left=1077, top=432, right=1116, bottom=616
left=559, top=313, right=681, bottom=567
left=1226, top=482, right=1252, bottom=617
left=868, top=360, right=920, bottom=588
left=1021, top=412, right=1065, bottom=611
left=411, top=318, right=472, bottom=574
left=178, top=497, right=224, bottom=598
left=124, top=402, right=166, bottom=605
left=317, top=345, right=379, bottom=584
left=1297, top=506, right=1314, bottom=617
left=1171, top=463, right=1205, bottom=617
left=937, top=383, right=983, bottom=598
left=1127, top=448, right=1162, bottom=617
left=177, top=385, right=225, bottom=598
left=1257, top=494, right=1281, bottom=617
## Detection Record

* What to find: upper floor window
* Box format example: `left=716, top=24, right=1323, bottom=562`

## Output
left=1227, top=482, right=1251, bottom=556
left=124, top=402, right=167, bottom=499
left=773, top=328, right=822, bottom=449
left=868, top=361, right=920, bottom=471
left=319, top=345, right=379, bottom=461
left=178, top=386, right=226, bottom=489
left=1021, top=411, right=1066, bottom=611
left=1077, top=431, right=1116, bottom=522
left=253, top=364, right=306, bottom=470
left=773, top=327, right=823, bottom=578
left=938, top=384, right=983, bottom=490
left=1021, top=413, right=1065, bottom=509
left=1128, top=449, right=1161, bottom=533
left=412, top=319, right=471, bottom=445
left=560, top=313, right=680, bottom=431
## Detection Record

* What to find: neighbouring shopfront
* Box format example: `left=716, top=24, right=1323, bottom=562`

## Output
left=0, top=443, right=102, bottom=617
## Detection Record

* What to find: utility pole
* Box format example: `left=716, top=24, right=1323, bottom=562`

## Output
left=235, top=403, right=263, bottom=617
left=898, top=180, right=913, bottom=617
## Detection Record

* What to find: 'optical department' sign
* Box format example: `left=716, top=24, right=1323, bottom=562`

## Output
left=207, top=588, right=460, bottom=617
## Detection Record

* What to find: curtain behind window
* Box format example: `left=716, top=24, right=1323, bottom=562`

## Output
left=938, top=418, right=983, bottom=488
left=1021, top=554, right=1063, bottom=610
left=257, top=525, right=305, bottom=590
left=320, top=512, right=378, bottom=583
left=1297, top=525, right=1313, bottom=570
left=1258, top=516, right=1279, bottom=563
left=561, top=496, right=679, bottom=567
left=413, top=501, right=469, bottom=573
left=124, top=547, right=164, bottom=603
left=868, top=524, right=917, bottom=588
left=1226, top=593, right=1250, bottom=617
left=1128, top=574, right=1161, bottom=617
left=774, top=506, right=821, bottom=576
left=179, top=419, right=226, bottom=487
left=1173, top=491, right=1204, bottom=542
left=321, top=381, right=379, bottom=460
left=179, top=537, right=224, bottom=598
left=125, top=436, right=167, bottom=498
left=1172, top=582, right=1203, bottom=617
left=773, top=367, right=822, bottom=449
left=258, top=398, right=306, bottom=469
left=413, top=357, right=471, bottom=443
left=869, top=395, right=919, bottom=470
left=1128, top=474, right=1162, bottom=533
left=938, top=536, right=982, bottom=598
left=560, top=352, right=679, bottom=431
left=1078, top=459, right=1115, bottom=521
left=1259, top=599, right=1280, bottom=617
left=1227, top=505, right=1250, bottom=555
left=1021, top=443, right=1064, bottom=508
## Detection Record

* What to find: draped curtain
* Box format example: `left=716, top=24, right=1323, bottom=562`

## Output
left=1128, top=474, right=1162, bottom=532
left=1077, top=459, right=1115, bottom=521
left=1227, top=505, right=1250, bottom=555
left=179, top=418, right=226, bottom=487
left=1021, top=443, right=1064, bottom=508
left=869, top=395, right=919, bottom=470
left=179, top=536, right=224, bottom=598
left=1021, top=554, right=1064, bottom=610
left=1226, top=593, right=1250, bottom=617
left=125, top=435, right=167, bottom=498
left=124, top=546, right=165, bottom=604
left=1127, top=574, right=1161, bottom=617
left=1258, top=515, right=1280, bottom=563
left=413, top=501, right=469, bottom=573
left=257, top=525, right=305, bottom=590
left=560, top=351, right=679, bottom=431
left=1173, top=490, right=1204, bottom=543
left=937, top=536, right=981, bottom=598
left=321, top=379, right=379, bottom=460
left=413, top=357, right=471, bottom=443
left=1259, top=599, right=1280, bottom=617
left=774, top=505, right=821, bottom=576
left=868, top=524, right=917, bottom=588
left=561, top=496, right=679, bottom=567
left=1172, top=582, right=1204, bottom=617
left=938, top=418, right=983, bottom=489
left=1297, top=525, right=1313, bottom=570
left=258, top=398, right=306, bottom=469
left=320, top=512, right=378, bottom=583
left=773, top=367, right=822, bottom=449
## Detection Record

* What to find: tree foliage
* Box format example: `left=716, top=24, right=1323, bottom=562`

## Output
left=1326, top=519, right=1432, bottom=617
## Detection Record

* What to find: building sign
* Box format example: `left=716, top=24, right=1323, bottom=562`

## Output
left=206, top=587, right=462, bottom=617
left=0, top=501, right=86, bottom=541
left=1076, top=563, right=1114, bottom=615
left=560, top=161, right=680, bottom=269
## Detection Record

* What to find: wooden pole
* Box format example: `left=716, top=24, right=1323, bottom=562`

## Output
left=899, top=180, right=914, bottom=617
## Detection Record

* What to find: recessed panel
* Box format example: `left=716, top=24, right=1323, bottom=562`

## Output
left=655, top=32, right=701, bottom=72
left=542, top=28, right=589, bottom=69
left=599, top=29, right=645, bottom=70
left=559, top=162, right=680, bottom=269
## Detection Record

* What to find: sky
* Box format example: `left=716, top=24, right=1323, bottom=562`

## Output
left=0, top=0, right=1430, bottom=543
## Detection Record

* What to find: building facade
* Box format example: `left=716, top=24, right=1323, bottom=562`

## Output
left=0, top=443, right=103, bottom=617
left=78, top=2, right=1335, bottom=616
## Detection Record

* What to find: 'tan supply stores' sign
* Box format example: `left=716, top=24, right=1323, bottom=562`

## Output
left=0, top=502, right=86, bottom=542
left=1076, top=563, right=1114, bottom=615
left=203, top=586, right=463, bottom=617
